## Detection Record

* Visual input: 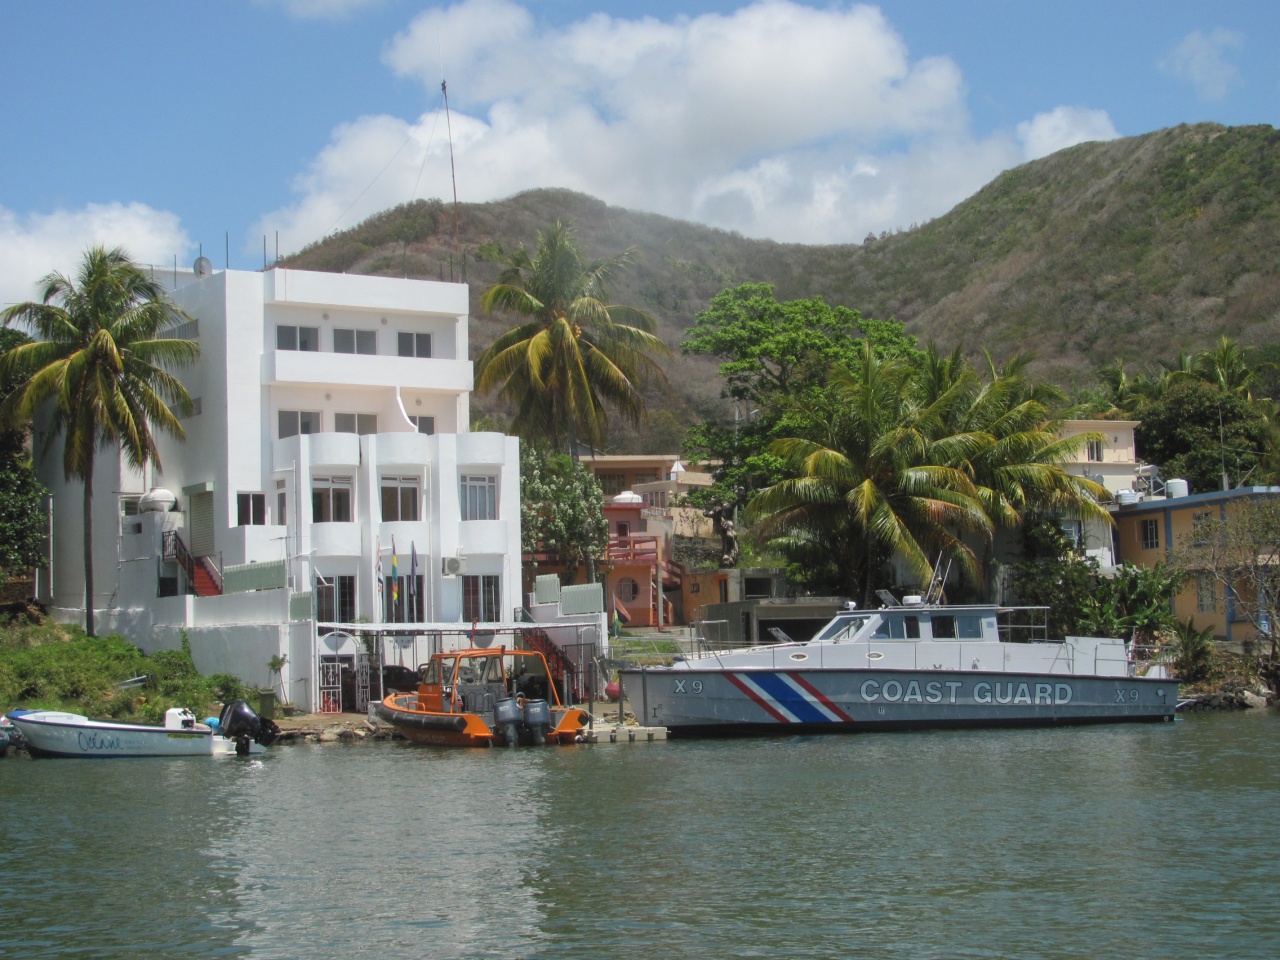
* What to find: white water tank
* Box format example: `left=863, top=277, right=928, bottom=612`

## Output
left=138, top=487, right=177, bottom=512
left=1166, top=478, right=1189, bottom=498
left=1116, top=490, right=1139, bottom=506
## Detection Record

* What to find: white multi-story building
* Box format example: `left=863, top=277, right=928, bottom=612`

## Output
left=31, top=266, right=601, bottom=712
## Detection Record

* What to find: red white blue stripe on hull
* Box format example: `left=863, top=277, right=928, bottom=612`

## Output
left=725, top=671, right=854, bottom=724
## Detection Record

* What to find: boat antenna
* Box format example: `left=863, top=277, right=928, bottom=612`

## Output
left=441, top=78, right=461, bottom=249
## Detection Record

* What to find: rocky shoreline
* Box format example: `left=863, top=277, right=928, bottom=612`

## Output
left=1177, top=683, right=1275, bottom=711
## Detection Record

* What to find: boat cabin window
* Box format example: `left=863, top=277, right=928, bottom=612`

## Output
left=512, top=656, right=551, bottom=700
left=930, top=615, right=983, bottom=640
left=420, top=660, right=442, bottom=684
left=815, top=615, right=869, bottom=641
left=871, top=615, right=921, bottom=640
left=456, top=656, right=492, bottom=685
left=482, top=656, right=506, bottom=684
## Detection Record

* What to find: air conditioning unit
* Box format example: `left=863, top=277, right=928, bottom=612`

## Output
left=442, top=556, right=468, bottom=576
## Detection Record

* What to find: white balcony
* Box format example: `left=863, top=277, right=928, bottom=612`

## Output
left=379, top=520, right=431, bottom=554
left=371, top=432, right=431, bottom=468
left=223, top=523, right=289, bottom=566
left=308, top=433, right=360, bottom=469
left=455, top=432, right=509, bottom=466
left=309, top=522, right=362, bottom=558
left=265, top=350, right=471, bottom=393
left=457, top=519, right=510, bottom=555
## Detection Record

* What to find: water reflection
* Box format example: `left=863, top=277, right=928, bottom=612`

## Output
left=3, top=714, right=1278, bottom=959
left=0, top=756, right=258, bottom=959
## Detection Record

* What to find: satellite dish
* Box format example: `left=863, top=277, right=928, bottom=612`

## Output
left=193, top=256, right=213, bottom=278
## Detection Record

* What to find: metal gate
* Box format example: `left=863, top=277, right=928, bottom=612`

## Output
left=319, top=659, right=342, bottom=714
left=355, top=653, right=370, bottom=713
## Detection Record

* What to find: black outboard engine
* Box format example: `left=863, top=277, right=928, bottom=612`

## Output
left=219, top=700, right=280, bottom=755
left=522, top=698, right=551, bottom=746
left=494, top=697, right=522, bottom=747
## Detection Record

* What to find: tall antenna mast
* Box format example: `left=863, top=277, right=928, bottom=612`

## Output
left=441, top=79, right=461, bottom=248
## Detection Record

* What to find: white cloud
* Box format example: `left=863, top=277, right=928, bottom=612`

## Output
left=259, top=1, right=1116, bottom=250
left=1160, top=28, right=1244, bottom=101
left=257, top=0, right=386, bottom=20
left=0, top=203, right=192, bottom=308
left=1017, top=106, right=1120, bottom=161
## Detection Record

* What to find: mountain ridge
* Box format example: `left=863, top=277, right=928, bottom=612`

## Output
left=281, top=121, right=1280, bottom=447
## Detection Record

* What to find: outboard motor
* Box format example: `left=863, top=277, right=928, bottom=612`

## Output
left=522, top=698, right=551, bottom=746
left=494, top=697, right=522, bottom=747
left=219, top=700, right=280, bottom=754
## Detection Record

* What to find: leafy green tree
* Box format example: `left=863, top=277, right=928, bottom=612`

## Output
left=520, top=447, right=608, bottom=585
left=0, top=330, right=48, bottom=580
left=682, top=282, right=916, bottom=408
left=680, top=284, right=918, bottom=552
left=749, top=343, right=991, bottom=603
left=476, top=221, right=669, bottom=452
left=1005, top=518, right=1101, bottom=640
left=1134, top=378, right=1269, bottom=493
left=1078, top=562, right=1182, bottom=645
left=0, top=246, right=199, bottom=636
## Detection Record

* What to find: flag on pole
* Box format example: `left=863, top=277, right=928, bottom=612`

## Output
left=375, top=536, right=384, bottom=601
left=391, top=537, right=399, bottom=605
left=409, top=542, right=418, bottom=616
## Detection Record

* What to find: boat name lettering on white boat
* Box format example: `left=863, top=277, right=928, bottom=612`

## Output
left=78, top=731, right=124, bottom=752
left=858, top=679, right=1075, bottom=705
left=673, top=679, right=704, bottom=694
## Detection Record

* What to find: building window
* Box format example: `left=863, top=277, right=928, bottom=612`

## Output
left=277, top=491, right=287, bottom=526
left=409, top=415, right=435, bottom=435
left=598, top=473, right=626, bottom=496
left=1192, top=511, right=1212, bottom=546
left=237, top=493, right=266, bottom=526
left=279, top=410, right=321, bottom=438
left=277, top=325, right=319, bottom=351
left=398, top=332, right=432, bottom=358
left=1139, top=518, right=1160, bottom=551
left=120, top=495, right=141, bottom=517
left=334, top=413, right=378, bottom=435
left=1197, top=573, right=1217, bottom=614
left=634, top=472, right=659, bottom=485
left=312, top=476, right=353, bottom=523
left=385, top=575, right=425, bottom=623
left=462, top=574, right=501, bottom=622
left=1086, top=438, right=1103, bottom=462
left=460, top=475, right=497, bottom=521
left=616, top=522, right=630, bottom=538
left=381, top=477, right=420, bottom=522
left=334, top=329, right=376, bottom=355
left=316, top=574, right=356, bottom=624
left=616, top=577, right=639, bottom=603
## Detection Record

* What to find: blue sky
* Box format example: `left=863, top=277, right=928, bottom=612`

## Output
left=2, top=0, right=1275, bottom=304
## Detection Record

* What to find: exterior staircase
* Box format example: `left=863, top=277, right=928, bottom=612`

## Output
left=162, top=530, right=223, bottom=597
left=523, top=628, right=583, bottom=702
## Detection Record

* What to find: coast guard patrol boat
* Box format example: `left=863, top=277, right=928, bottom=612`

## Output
left=621, top=592, right=1178, bottom=737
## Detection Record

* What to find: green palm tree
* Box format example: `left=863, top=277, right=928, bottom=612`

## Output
left=0, top=246, right=199, bottom=636
left=948, top=355, right=1110, bottom=533
left=476, top=221, right=669, bottom=452
left=750, top=343, right=991, bottom=605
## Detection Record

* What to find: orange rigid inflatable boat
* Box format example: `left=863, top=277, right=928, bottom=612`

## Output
left=376, top=646, right=590, bottom=747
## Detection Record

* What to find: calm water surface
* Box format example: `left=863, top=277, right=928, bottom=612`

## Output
left=2, top=712, right=1276, bottom=959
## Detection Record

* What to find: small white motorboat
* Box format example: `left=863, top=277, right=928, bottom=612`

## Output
left=8, top=700, right=278, bottom=758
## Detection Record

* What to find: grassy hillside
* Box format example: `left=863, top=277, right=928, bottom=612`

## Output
left=282, top=122, right=1280, bottom=446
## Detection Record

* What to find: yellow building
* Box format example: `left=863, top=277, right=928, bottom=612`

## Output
left=1114, top=486, right=1280, bottom=645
